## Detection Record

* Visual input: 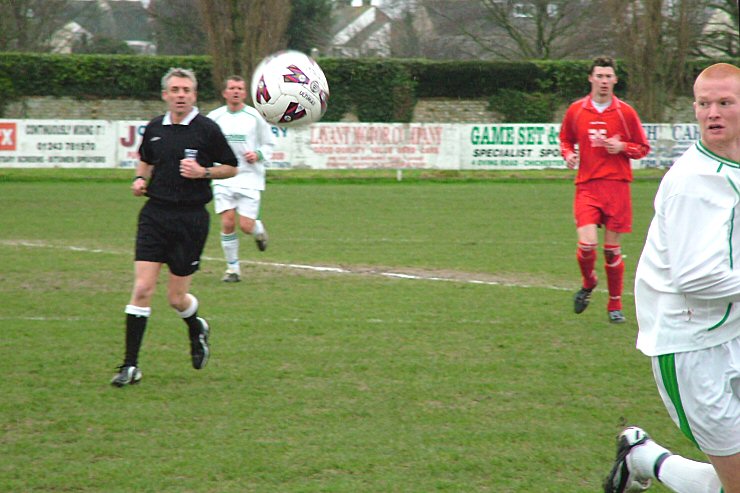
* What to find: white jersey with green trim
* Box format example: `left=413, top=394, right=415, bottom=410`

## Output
left=635, top=142, right=740, bottom=356
left=207, top=104, right=275, bottom=191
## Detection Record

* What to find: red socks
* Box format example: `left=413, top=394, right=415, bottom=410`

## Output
left=604, top=244, right=624, bottom=311
left=576, top=242, right=598, bottom=290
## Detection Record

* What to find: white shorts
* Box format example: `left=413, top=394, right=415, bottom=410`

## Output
left=652, top=336, right=740, bottom=456
left=213, top=186, right=261, bottom=219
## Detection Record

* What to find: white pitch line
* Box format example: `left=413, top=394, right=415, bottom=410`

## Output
left=1, top=239, right=574, bottom=292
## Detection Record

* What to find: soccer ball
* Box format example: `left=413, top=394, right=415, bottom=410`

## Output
left=251, top=50, right=330, bottom=127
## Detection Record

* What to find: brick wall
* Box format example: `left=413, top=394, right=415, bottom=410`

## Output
left=5, top=96, right=503, bottom=123
left=4, top=97, right=223, bottom=121
left=4, top=95, right=694, bottom=123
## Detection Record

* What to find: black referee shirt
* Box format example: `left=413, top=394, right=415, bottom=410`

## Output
left=138, top=111, right=238, bottom=206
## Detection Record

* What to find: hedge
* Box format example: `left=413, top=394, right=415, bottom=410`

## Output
left=0, top=53, right=736, bottom=122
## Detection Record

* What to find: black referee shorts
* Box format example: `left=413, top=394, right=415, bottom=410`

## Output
left=135, top=200, right=210, bottom=277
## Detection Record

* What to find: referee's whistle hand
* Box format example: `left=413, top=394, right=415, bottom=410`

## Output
left=179, top=158, right=202, bottom=179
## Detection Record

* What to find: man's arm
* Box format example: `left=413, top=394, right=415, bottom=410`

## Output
left=559, top=110, right=579, bottom=168
left=179, top=159, right=237, bottom=179
left=606, top=108, right=651, bottom=159
left=131, top=161, right=153, bottom=196
left=255, top=118, right=276, bottom=162
left=663, top=192, right=740, bottom=301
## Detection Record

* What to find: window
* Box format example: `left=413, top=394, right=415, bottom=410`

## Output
left=512, top=2, right=534, bottom=18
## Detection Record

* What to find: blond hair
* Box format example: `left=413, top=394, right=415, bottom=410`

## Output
left=694, top=63, right=740, bottom=94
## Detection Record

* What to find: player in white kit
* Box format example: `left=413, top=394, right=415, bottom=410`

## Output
left=604, top=63, right=740, bottom=493
left=208, top=76, right=276, bottom=282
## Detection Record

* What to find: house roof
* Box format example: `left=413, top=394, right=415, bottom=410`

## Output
left=343, top=10, right=391, bottom=49
left=331, top=5, right=373, bottom=36
left=331, top=4, right=393, bottom=54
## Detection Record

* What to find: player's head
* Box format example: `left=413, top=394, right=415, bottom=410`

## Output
left=588, top=56, right=618, bottom=101
left=161, top=67, right=197, bottom=117
left=693, top=63, right=740, bottom=153
left=222, top=75, right=247, bottom=108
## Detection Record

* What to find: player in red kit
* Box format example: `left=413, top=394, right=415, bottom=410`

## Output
left=559, top=56, right=650, bottom=324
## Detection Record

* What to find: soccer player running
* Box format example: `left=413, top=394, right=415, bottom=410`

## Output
left=559, top=56, right=650, bottom=323
left=111, top=68, right=238, bottom=387
left=207, top=75, right=275, bottom=283
left=603, top=63, right=740, bottom=493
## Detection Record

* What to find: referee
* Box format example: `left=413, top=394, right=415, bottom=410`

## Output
left=112, top=67, right=238, bottom=387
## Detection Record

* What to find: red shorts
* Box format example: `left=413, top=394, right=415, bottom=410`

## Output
left=574, top=180, right=632, bottom=232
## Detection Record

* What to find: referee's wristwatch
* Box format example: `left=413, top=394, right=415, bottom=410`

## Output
left=204, top=168, right=211, bottom=179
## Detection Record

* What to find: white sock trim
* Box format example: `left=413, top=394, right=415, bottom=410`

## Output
left=221, top=232, right=240, bottom=267
left=628, top=439, right=671, bottom=480
left=176, top=294, right=198, bottom=318
left=658, top=455, right=722, bottom=493
left=252, top=220, right=265, bottom=236
left=125, top=305, right=151, bottom=317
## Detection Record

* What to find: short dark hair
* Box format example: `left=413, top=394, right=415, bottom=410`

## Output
left=590, top=56, right=617, bottom=74
left=223, top=75, right=245, bottom=89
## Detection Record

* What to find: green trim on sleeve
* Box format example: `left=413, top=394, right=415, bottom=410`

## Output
left=707, top=303, right=732, bottom=331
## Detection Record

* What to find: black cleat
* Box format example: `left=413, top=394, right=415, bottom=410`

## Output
left=191, top=317, right=210, bottom=370
left=111, top=365, right=142, bottom=387
left=603, top=427, right=652, bottom=493
left=254, top=229, right=268, bottom=252
left=609, top=310, right=627, bottom=324
left=221, top=271, right=241, bottom=283
left=574, top=287, right=593, bottom=314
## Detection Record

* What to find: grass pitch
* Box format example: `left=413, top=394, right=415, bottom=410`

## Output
left=0, top=169, right=704, bottom=492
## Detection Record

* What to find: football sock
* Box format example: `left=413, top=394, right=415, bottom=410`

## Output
left=628, top=439, right=671, bottom=479
left=123, top=305, right=151, bottom=367
left=629, top=441, right=722, bottom=493
left=604, top=244, right=624, bottom=311
left=577, top=242, right=598, bottom=289
left=176, top=293, right=203, bottom=340
left=252, top=219, right=265, bottom=237
left=657, top=456, right=721, bottom=493
left=221, top=232, right=240, bottom=274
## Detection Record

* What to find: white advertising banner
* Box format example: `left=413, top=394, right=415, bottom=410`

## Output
left=463, top=124, right=563, bottom=169
left=116, top=120, right=148, bottom=169
left=640, top=123, right=700, bottom=169
left=460, top=123, right=701, bottom=170
left=0, top=119, right=700, bottom=170
left=0, top=119, right=114, bottom=168
left=285, top=123, right=459, bottom=169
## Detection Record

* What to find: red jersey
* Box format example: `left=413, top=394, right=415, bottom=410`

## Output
left=559, top=95, right=650, bottom=184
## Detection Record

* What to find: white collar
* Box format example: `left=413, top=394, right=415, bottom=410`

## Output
left=164, top=106, right=199, bottom=125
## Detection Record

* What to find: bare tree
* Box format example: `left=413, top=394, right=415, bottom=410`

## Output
left=607, top=0, right=706, bottom=121
left=391, top=9, right=422, bottom=57
left=694, top=0, right=740, bottom=57
left=286, top=0, right=334, bottom=54
left=197, top=0, right=292, bottom=93
left=0, top=0, right=71, bottom=52
left=148, top=0, right=208, bottom=55
left=417, top=0, right=613, bottom=60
